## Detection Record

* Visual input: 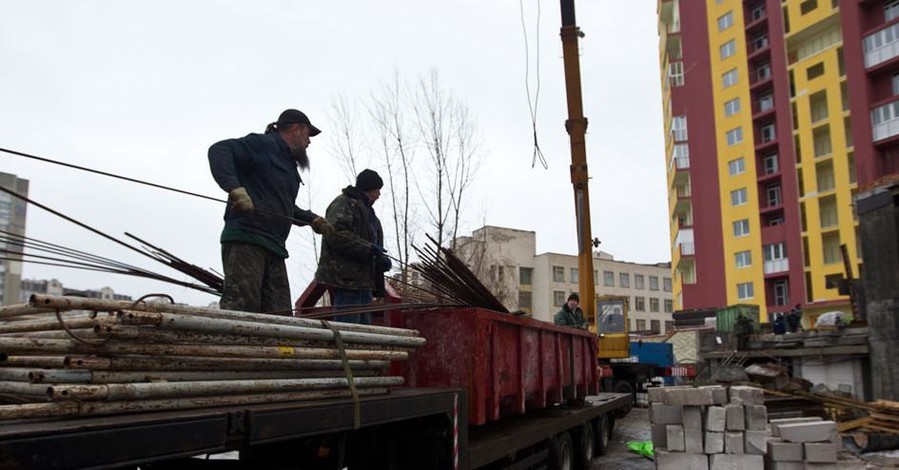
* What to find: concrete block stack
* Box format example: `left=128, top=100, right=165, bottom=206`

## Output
left=766, top=417, right=853, bottom=469
left=650, top=385, right=767, bottom=470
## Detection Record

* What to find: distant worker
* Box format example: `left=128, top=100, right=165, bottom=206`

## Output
left=772, top=312, right=787, bottom=335
left=734, top=314, right=754, bottom=350
left=315, top=169, right=391, bottom=325
left=787, top=304, right=803, bottom=333
left=208, top=109, right=334, bottom=314
left=554, top=293, right=588, bottom=330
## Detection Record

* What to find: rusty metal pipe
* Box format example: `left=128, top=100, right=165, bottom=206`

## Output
left=0, top=355, right=69, bottom=368
left=27, top=368, right=378, bottom=384
left=30, top=294, right=419, bottom=338
left=115, top=310, right=425, bottom=348
left=95, top=324, right=415, bottom=352
left=48, top=376, right=403, bottom=401
left=0, top=315, right=109, bottom=334
left=63, top=355, right=391, bottom=371
left=0, top=303, right=57, bottom=320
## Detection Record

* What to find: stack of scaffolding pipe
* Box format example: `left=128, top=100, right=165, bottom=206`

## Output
left=0, top=295, right=426, bottom=422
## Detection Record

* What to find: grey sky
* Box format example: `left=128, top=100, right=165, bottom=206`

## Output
left=0, top=1, right=668, bottom=306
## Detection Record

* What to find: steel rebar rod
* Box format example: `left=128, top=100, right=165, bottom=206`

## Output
left=47, top=376, right=404, bottom=401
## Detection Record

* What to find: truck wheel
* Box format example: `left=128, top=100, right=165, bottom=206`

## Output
left=593, top=415, right=610, bottom=457
left=612, top=381, right=634, bottom=418
left=549, top=431, right=574, bottom=470
left=574, top=422, right=595, bottom=469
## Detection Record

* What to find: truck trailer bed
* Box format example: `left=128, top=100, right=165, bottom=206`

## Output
left=0, top=388, right=465, bottom=470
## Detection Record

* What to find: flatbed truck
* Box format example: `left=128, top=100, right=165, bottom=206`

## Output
left=0, top=388, right=631, bottom=469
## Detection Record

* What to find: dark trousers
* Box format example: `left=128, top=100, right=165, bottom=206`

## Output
left=220, top=243, right=291, bottom=315
left=332, top=288, right=373, bottom=324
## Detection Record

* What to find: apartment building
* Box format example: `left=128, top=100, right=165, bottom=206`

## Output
left=454, top=226, right=674, bottom=334
left=657, top=0, right=899, bottom=324
left=0, top=173, right=28, bottom=306
left=20, top=278, right=132, bottom=302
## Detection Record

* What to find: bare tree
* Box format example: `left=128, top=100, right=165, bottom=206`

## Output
left=369, top=71, right=415, bottom=284
left=328, top=94, right=365, bottom=182
left=411, top=70, right=481, bottom=251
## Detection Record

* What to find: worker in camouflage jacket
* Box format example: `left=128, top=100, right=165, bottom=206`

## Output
left=554, top=293, right=588, bottom=329
left=315, top=169, right=391, bottom=324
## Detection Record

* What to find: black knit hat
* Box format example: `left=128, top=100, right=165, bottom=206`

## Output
left=568, top=293, right=580, bottom=302
left=355, top=169, right=384, bottom=191
left=276, top=109, right=321, bottom=136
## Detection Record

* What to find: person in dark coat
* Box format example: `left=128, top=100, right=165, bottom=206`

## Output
left=554, top=293, right=588, bottom=330
left=772, top=312, right=787, bottom=335
left=315, top=169, right=391, bottom=324
left=208, top=109, right=334, bottom=314
left=787, top=304, right=803, bottom=333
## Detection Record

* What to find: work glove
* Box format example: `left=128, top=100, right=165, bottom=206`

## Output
left=310, top=217, right=335, bottom=235
left=228, top=187, right=254, bottom=213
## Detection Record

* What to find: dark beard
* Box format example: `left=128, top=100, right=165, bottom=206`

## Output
left=291, top=145, right=309, bottom=170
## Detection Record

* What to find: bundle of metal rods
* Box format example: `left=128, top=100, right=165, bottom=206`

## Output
left=410, top=235, right=509, bottom=313
left=0, top=294, right=425, bottom=421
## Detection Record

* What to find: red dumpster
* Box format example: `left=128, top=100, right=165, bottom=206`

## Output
left=390, top=307, right=599, bottom=426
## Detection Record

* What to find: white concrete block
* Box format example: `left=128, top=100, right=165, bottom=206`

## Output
left=728, top=385, right=765, bottom=405
left=725, top=431, right=744, bottom=454
left=769, top=417, right=823, bottom=437
left=804, top=443, right=837, bottom=463
left=708, top=453, right=764, bottom=470
left=745, top=405, right=768, bottom=431
left=683, top=406, right=702, bottom=430
left=652, top=403, right=685, bottom=424
left=744, top=430, right=767, bottom=455
left=655, top=450, right=710, bottom=470
left=704, top=431, right=724, bottom=454
left=726, top=404, right=746, bottom=431
left=704, top=406, right=726, bottom=432
left=685, top=428, right=704, bottom=454
left=767, top=439, right=803, bottom=462
left=778, top=421, right=836, bottom=443
left=667, top=424, right=685, bottom=452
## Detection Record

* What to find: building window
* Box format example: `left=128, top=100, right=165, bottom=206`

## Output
left=594, top=270, right=599, bottom=285
left=720, top=40, right=737, bottom=60
left=619, top=272, right=630, bottom=288
left=737, top=282, right=755, bottom=300
left=813, top=125, right=832, bottom=157
left=761, top=124, right=776, bottom=143
left=718, top=11, right=734, bottom=31
left=552, top=266, right=565, bottom=282
left=650, top=298, right=660, bottom=313
left=637, top=319, right=646, bottom=331
left=603, top=271, right=615, bottom=287
left=750, top=35, right=769, bottom=52
left=823, top=232, right=841, bottom=264
left=518, top=291, right=532, bottom=309
left=649, top=276, right=660, bottom=291
left=672, top=115, right=688, bottom=141
left=635, top=274, right=645, bottom=290
left=759, top=94, right=774, bottom=112
left=635, top=296, right=646, bottom=311
left=553, top=290, right=566, bottom=307
left=664, top=300, right=674, bottom=313
left=570, top=267, right=579, bottom=284
left=665, top=320, right=675, bottom=332
left=726, top=127, right=743, bottom=146
left=763, top=154, right=779, bottom=174
left=663, top=277, right=672, bottom=292
left=750, top=5, right=766, bottom=21
left=723, top=68, right=739, bottom=88
left=733, top=219, right=750, bottom=237
left=800, top=0, right=818, bottom=15
left=735, top=250, right=753, bottom=268
left=731, top=188, right=748, bottom=206
left=807, top=62, right=825, bottom=80
left=651, top=319, right=661, bottom=333
left=728, top=157, right=746, bottom=175
left=767, top=185, right=782, bottom=206
left=756, top=63, right=772, bottom=82
left=669, top=62, right=684, bottom=87
left=888, top=0, right=899, bottom=22
left=773, top=280, right=789, bottom=306
left=725, top=98, right=741, bottom=117
left=519, top=267, right=533, bottom=285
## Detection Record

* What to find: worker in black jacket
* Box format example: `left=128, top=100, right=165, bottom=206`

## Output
left=208, top=109, right=334, bottom=314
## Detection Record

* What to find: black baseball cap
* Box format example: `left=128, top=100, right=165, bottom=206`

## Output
left=276, top=109, right=321, bottom=136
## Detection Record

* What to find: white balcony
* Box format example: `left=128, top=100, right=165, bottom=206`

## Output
left=864, top=23, right=899, bottom=68
left=873, top=117, right=899, bottom=141
left=764, top=258, right=789, bottom=274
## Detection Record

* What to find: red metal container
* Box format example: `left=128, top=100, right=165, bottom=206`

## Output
left=390, top=307, right=599, bottom=426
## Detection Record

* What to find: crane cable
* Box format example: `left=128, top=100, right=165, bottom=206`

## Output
left=519, top=0, right=547, bottom=169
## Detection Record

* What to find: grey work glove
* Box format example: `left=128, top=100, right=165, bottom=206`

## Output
left=310, top=217, right=335, bottom=235
left=228, top=187, right=254, bottom=213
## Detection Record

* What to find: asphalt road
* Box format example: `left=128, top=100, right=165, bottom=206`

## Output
left=592, top=407, right=654, bottom=470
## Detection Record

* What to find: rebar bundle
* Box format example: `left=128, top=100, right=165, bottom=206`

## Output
left=0, top=295, right=426, bottom=422
left=410, top=235, right=509, bottom=313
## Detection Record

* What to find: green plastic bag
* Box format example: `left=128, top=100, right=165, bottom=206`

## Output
left=626, top=440, right=654, bottom=458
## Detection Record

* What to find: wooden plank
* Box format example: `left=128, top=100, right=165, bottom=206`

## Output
left=864, top=424, right=899, bottom=435
left=838, top=417, right=871, bottom=432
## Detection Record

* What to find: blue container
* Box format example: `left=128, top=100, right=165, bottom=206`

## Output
left=629, top=342, right=674, bottom=368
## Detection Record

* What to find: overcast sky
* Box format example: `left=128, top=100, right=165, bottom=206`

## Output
left=0, top=1, right=668, bottom=307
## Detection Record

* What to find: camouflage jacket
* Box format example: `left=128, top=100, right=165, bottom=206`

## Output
left=314, top=186, right=386, bottom=296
